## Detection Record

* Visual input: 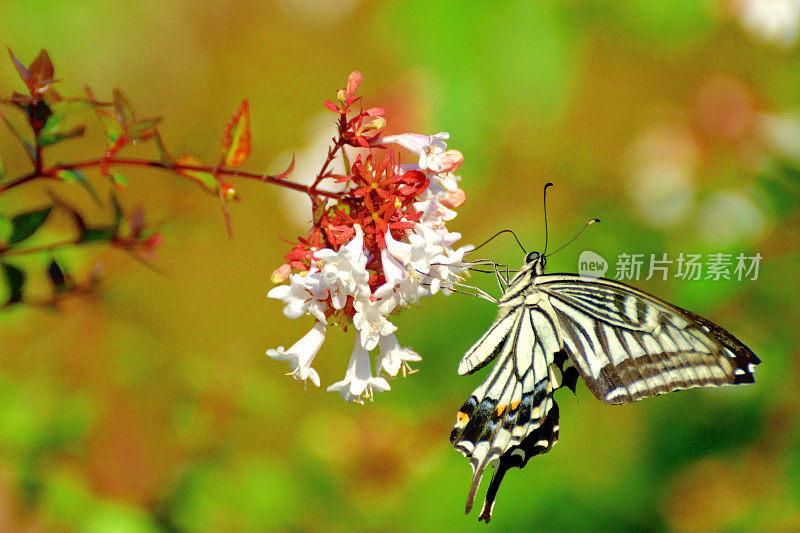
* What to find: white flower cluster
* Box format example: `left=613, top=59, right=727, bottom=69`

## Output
left=267, top=133, right=472, bottom=403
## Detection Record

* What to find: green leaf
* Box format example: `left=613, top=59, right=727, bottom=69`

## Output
left=175, top=155, right=219, bottom=194
left=128, top=117, right=161, bottom=141
left=38, top=124, right=85, bottom=147
left=109, top=172, right=128, bottom=188
left=0, top=218, right=11, bottom=241
left=79, top=227, right=117, bottom=243
left=47, top=259, right=68, bottom=293
left=37, top=101, right=91, bottom=147
left=7, top=207, right=53, bottom=246
left=2, top=262, right=24, bottom=304
left=95, top=111, right=124, bottom=145
left=55, top=169, right=101, bottom=204
left=1, top=114, right=35, bottom=162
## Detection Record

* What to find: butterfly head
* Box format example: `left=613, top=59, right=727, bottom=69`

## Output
left=525, top=251, right=546, bottom=275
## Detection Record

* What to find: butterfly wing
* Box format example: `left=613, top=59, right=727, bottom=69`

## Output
left=451, top=305, right=565, bottom=516
left=537, top=275, right=760, bottom=404
left=478, top=402, right=560, bottom=523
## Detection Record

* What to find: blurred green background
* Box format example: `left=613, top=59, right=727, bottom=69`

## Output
left=1, top=1, right=799, bottom=531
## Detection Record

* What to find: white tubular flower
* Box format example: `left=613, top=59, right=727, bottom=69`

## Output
left=267, top=269, right=329, bottom=322
left=315, top=225, right=369, bottom=308
left=379, top=132, right=451, bottom=172
left=428, top=243, right=474, bottom=295
left=377, top=333, right=421, bottom=378
left=414, top=222, right=462, bottom=250
left=327, top=338, right=391, bottom=403
left=353, top=292, right=399, bottom=351
left=380, top=230, right=434, bottom=304
left=414, top=187, right=458, bottom=225
left=266, top=322, right=326, bottom=387
left=434, top=171, right=461, bottom=192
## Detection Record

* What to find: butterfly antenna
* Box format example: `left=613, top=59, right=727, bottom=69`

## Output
left=469, top=229, right=526, bottom=255
left=542, top=182, right=554, bottom=255
left=545, top=218, right=600, bottom=258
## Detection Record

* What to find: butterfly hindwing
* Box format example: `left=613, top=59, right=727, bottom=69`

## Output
left=451, top=307, right=568, bottom=515
left=478, top=402, right=560, bottom=523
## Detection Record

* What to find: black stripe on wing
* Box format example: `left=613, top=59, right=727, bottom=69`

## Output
left=477, top=401, right=560, bottom=523
left=538, top=275, right=759, bottom=404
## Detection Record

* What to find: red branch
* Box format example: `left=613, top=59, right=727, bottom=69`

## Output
left=0, top=157, right=343, bottom=198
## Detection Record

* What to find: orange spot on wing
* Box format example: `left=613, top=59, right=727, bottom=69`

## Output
left=456, top=411, right=470, bottom=425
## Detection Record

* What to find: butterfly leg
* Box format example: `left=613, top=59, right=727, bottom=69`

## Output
left=462, top=258, right=512, bottom=291
left=449, top=281, right=499, bottom=304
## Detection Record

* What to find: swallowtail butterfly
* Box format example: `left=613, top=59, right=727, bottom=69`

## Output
left=450, top=232, right=760, bottom=523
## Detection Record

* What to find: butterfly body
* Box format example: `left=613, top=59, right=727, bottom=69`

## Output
left=451, top=251, right=759, bottom=522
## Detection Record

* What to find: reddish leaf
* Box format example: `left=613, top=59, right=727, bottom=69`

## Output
left=27, top=50, right=54, bottom=89
left=221, top=99, right=251, bottom=167
left=324, top=100, right=340, bottom=113
left=113, top=88, right=135, bottom=124
left=276, top=154, right=295, bottom=179
left=7, top=48, right=57, bottom=96
left=7, top=47, right=31, bottom=87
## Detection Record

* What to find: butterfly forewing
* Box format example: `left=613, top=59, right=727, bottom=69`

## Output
left=538, top=275, right=760, bottom=404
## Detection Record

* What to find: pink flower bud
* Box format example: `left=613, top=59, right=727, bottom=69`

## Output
left=441, top=187, right=466, bottom=209
left=347, top=71, right=362, bottom=100
left=440, top=149, right=464, bottom=173
left=271, top=263, right=292, bottom=283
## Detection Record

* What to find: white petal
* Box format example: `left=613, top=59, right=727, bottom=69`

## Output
left=267, top=285, right=291, bottom=300
left=287, top=322, right=326, bottom=358
left=377, top=333, right=402, bottom=376
left=381, top=249, right=407, bottom=285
